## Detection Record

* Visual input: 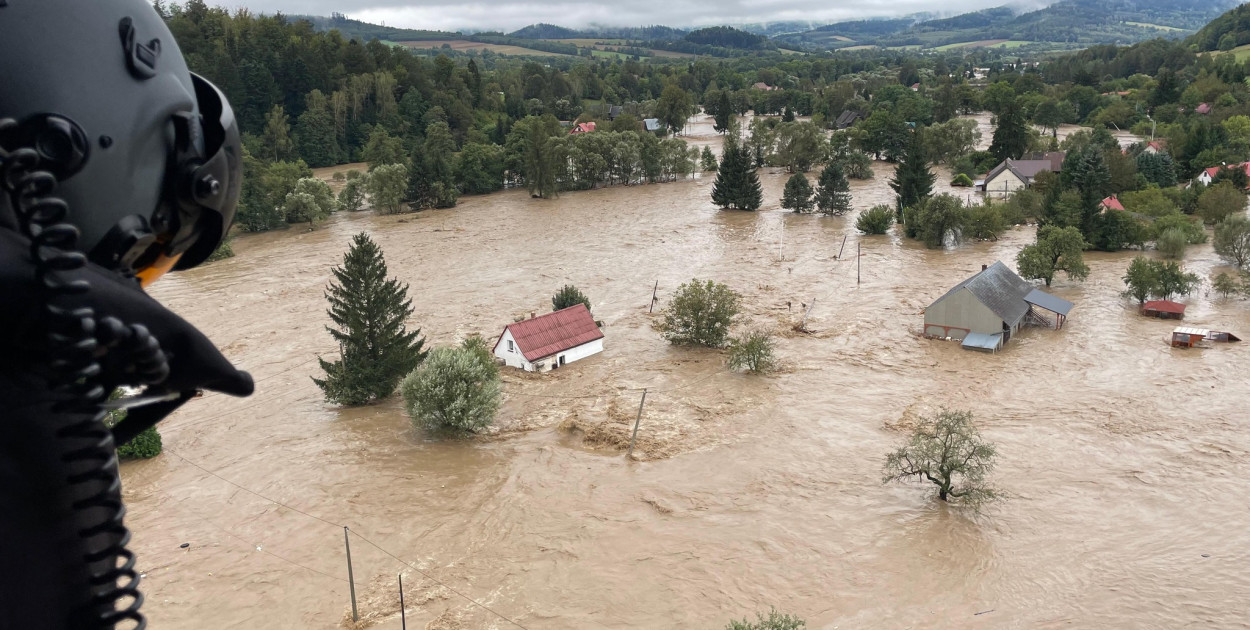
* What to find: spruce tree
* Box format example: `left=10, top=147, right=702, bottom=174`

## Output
left=781, top=173, right=814, bottom=213
left=314, top=233, right=427, bottom=406
left=814, top=162, right=852, bottom=216
left=890, top=129, right=936, bottom=222
left=711, top=144, right=763, bottom=211
left=700, top=146, right=718, bottom=172
left=714, top=91, right=732, bottom=134
left=988, top=101, right=1030, bottom=162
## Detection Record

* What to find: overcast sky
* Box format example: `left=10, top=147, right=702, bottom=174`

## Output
left=209, top=0, right=1046, bottom=33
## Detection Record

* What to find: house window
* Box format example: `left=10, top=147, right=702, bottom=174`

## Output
left=507, top=340, right=514, bottom=352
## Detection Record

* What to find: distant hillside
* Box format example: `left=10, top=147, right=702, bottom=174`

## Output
left=509, top=23, right=581, bottom=39
left=1189, top=3, right=1250, bottom=51
left=684, top=26, right=770, bottom=49
left=779, top=0, right=1241, bottom=50
left=293, top=13, right=458, bottom=42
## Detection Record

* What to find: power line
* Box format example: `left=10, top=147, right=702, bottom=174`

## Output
left=159, top=450, right=533, bottom=628
left=129, top=469, right=348, bottom=586
left=348, top=529, right=531, bottom=630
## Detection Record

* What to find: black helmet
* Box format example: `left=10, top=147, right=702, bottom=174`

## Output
left=0, top=0, right=241, bottom=284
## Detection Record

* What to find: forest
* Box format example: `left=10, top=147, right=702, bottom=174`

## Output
left=158, top=0, right=1250, bottom=275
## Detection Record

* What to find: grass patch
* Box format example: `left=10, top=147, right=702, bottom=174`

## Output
left=1125, top=21, right=1184, bottom=32
left=396, top=39, right=572, bottom=57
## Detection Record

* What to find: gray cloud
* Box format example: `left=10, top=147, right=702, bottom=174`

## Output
left=209, top=0, right=1022, bottom=33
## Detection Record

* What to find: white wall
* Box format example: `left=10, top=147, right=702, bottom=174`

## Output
left=494, top=331, right=604, bottom=372
left=493, top=329, right=533, bottom=371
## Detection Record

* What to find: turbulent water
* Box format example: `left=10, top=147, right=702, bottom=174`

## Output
left=125, top=116, right=1250, bottom=629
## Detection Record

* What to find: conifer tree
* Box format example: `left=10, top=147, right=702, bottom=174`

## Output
left=988, top=101, right=1030, bottom=162
left=814, top=162, right=852, bottom=216
left=314, top=233, right=427, bottom=406
left=714, top=91, right=733, bottom=134
left=711, top=143, right=763, bottom=211
left=890, top=129, right=936, bottom=222
left=700, top=146, right=719, bottom=172
left=781, top=173, right=814, bottom=213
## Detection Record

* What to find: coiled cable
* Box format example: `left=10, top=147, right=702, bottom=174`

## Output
left=1, top=117, right=165, bottom=629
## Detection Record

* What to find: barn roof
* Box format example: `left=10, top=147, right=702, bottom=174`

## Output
left=1144, top=300, right=1186, bottom=315
left=931, top=261, right=1034, bottom=327
left=495, top=304, right=603, bottom=362
left=1025, top=288, right=1073, bottom=316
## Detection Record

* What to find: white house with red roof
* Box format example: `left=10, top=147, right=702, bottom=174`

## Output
left=492, top=304, right=604, bottom=372
left=1196, top=162, right=1250, bottom=187
left=1100, top=195, right=1125, bottom=212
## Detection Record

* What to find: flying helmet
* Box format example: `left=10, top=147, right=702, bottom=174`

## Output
left=0, top=0, right=241, bottom=286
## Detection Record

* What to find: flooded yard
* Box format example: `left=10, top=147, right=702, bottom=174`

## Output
left=128, top=135, right=1250, bottom=628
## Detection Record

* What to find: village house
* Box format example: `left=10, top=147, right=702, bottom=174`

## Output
left=643, top=118, right=662, bottom=133
left=569, top=122, right=596, bottom=135
left=1143, top=300, right=1186, bottom=319
left=492, top=304, right=604, bottom=372
left=1196, top=102, right=1212, bottom=115
left=978, top=152, right=1064, bottom=198
left=1100, top=195, right=1125, bottom=212
left=752, top=82, right=778, bottom=91
left=834, top=110, right=862, bottom=129
left=606, top=105, right=623, bottom=120
left=923, top=262, right=1073, bottom=352
left=1143, top=140, right=1166, bottom=154
left=1195, top=162, right=1250, bottom=186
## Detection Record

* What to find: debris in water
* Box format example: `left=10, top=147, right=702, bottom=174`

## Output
left=180, top=542, right=190, bottom=549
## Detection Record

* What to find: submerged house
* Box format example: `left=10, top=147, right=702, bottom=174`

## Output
left=492, top=304, right=604, bottom=372
left=978, top=153, right=1064, bottom=198
left=923, top=262, right=1073, bottom=352
left=834, top=110, right=862, bottom=129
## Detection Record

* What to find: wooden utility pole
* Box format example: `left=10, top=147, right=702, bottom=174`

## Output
left=778, top=227, right=784, bottom=262
left=837, top=235, right=847, bottom=260
left=628, top=389, right=648, bottom=458
left=799, top=298, right=816, bottom=332
left=399, top=573, right=407, bottom=630
left=344, top=527, right=358, bottom=622
left=857, top=242, right=861, bottom=285
left=649, top=281, right=658, bottom=313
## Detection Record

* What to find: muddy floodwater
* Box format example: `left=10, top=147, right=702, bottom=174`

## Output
left=127, top=119, right=1250, bottom=629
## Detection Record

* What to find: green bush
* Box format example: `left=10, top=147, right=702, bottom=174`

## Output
left=1156, top=227, right=1188, bottom=259
left=204, top=238, right=235, bottom=263
left=726, top=609, right=805, bottom=630
left=103, top=390, right=163, bottom=460
left=553, top=284, right=592, bottom=311
left=855, top=204, right=895, bottom=234
left=950, top=173, right=975, bottom=187
left=401, top=339, right=502, bottom=434
left=660, top=279, right=741, bottom=348
left=727, top=330, right=777, bottom=374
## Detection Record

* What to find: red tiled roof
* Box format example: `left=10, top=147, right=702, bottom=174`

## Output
left=1202, top=162, right=1250, bottom=180
left=495, top=304, right=603, bottom=362
left=570, top=122, right=596, bottom=134
left=1196, top=103, right=1212, bottom=114
left=1143, top=300, right=1186, bottom=314
left=1100, top=195, right=1124, bottom=211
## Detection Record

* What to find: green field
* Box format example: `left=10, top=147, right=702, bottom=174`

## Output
left=1125, top=21, right=1185, bottom=32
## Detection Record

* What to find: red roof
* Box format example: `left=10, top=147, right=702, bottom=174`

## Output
left=570, top=122, right=596, bottom=134
left=1143, top=300, right=1186, bottom=314
left=1196, top=103, right=1212, bottom=114
left=1100, top=195, right=1124, bottom=211
left=1202, top=162, right=1250, bottom=181
left=494, top=304, right=603, bottom=362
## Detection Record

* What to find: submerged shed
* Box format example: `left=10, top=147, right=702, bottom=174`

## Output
left=1143, top=300, right=1186, bottom=319
left=493, top=304, right=604, bottom=372
left=924, top=261, right=1073, bottom=349
left=1172, top=326, right=1209, bottom=348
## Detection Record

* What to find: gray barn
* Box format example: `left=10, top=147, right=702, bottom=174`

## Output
left=923, top=262, right=1072, bottom=349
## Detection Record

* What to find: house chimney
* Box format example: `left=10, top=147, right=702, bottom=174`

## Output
left=530, top=311, right=536, bottom=319
left=982, top=264, right=988, bottom=271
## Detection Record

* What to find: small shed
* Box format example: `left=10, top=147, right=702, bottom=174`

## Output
left=924, top=262, right=1071, bottom=347
left=1143, top=300, right=1186, bottom=319
left=961, top=332, right=1003, bottom=353
left=493, top=304, right=604, bottom=372
left=643, top=118, right=662, bottom=133
left=1171, top=326, right=1209, bottom=348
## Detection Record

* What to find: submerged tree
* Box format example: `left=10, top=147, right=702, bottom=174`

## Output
left=890, top=129, right=935, bottom=222
left=552, top=284, right=592, bottom=311
left=661, top=279, right=741, bottom=348
left=401, top=337, right=501, bottom=434
left=726, top=609, right=806, bottom=630
left=1214, top=215, right=1250, bottom=268
left=883, top=409, right=999, bottom=505
left=814, top=162, right=852, bottom=216
left=700, top=146, right=719, bottom=172
left=711, top=143, right=763, bottom=211
left=1016, top=225, right=1089, bottom=286
left=314, top=233, right=428, bottom=406
left=727, top=330, right=778, bottom=374
left=780, top=173, right=814, bottom=213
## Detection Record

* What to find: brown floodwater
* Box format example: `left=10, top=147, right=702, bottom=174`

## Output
left=125, top=119, right=1250, bottom=629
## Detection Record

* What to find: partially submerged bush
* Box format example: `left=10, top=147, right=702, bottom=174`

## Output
left=552, top=284, right=592, bottom=311
left=660, top=279, right=741, bottom=348
left=855, top=204, right=894, bottom=234
left=726, top=609, right=806, bottom=630
left=401, top=339, right=502, bottom=434
left=727, top=330, right=777, bottom=374
left=950, top=172, right=975, bottom=187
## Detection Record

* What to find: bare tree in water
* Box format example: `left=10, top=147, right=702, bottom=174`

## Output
left=883, top=409, right=999, bottom=506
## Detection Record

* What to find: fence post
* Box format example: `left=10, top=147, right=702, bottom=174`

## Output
left=628, top=389, right=648, bottom=458
left=649, top=281, right=659, bottom=313
left=344, top=527, right=358, bottom=623
left=857, top=242, right=861, bottom=285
